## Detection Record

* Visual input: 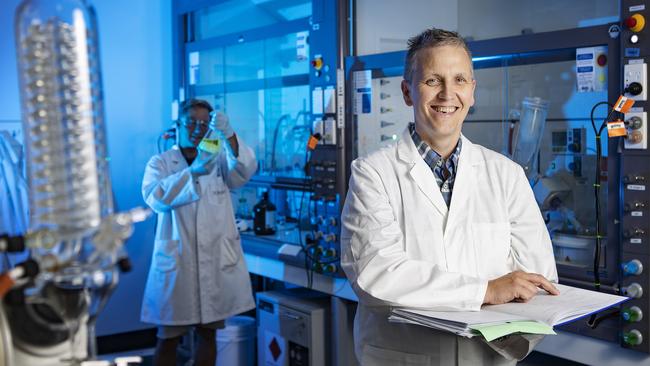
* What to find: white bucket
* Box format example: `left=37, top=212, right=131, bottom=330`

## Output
left=216, top=316, right=256, bottom=366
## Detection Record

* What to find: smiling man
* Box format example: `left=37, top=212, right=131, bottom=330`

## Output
left=340, top=28, right=559, bottom=365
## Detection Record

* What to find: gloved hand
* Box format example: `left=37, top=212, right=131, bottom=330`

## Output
left=189, top=149, right=218, bottom=176
left=212, top=111, right=234, bottom=139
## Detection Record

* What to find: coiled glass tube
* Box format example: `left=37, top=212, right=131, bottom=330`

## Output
left=15, top=0, right=112, bottom=241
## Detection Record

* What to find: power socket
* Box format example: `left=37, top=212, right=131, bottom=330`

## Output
left=624, top=111, right=647, bottom=149
left=624, top=63, right=647, bottom=101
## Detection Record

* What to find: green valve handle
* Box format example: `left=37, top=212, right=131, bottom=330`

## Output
left=622, top=306, right=643, bottom=322
left=623, top=329, right=643, bottom=346
left=322, top=264, right=337, bottom=273
left=324, top=248, right=337, bottom=258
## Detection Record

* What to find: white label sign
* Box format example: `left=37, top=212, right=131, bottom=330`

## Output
left=628, top=184, right=646, bottom=191
left=189, top=52, right=199, bottom=85
left=576, top=46, right=607, bottom=92
left=353, top=70, right=372, bottom=115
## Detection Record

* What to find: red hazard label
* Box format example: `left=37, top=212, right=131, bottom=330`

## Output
left=269, top=337, right=282, bottom=361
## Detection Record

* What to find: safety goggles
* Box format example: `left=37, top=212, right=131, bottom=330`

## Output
left=181, top=119, right=210, bottom=130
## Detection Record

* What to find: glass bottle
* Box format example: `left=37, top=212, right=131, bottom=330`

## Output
left=254, top=191, right=276, bottom=235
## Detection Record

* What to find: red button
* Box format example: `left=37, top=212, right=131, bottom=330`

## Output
left=625, top=17, right=638, bottom=29
left=597, top=54, right=607, bottom=66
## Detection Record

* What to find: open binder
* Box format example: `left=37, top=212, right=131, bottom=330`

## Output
left=389, top=284, right=629, bottom=341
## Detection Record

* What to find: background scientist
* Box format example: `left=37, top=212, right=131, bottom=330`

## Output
left=141, top=99, right=257, bottom=366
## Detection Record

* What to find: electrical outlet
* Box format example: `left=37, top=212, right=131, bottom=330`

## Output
left=624, top=63, right=647, bottom=101
left=624, top=111, right=647, bottom=149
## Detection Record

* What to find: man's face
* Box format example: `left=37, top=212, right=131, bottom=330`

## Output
left=178, top=107, right=211, bottom=148
left=401, top=45, right=475, bottom=141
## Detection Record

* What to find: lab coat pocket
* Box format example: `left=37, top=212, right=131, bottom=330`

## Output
left=362, top=344, right=432, bottom=366
left=153, top=239, right=179, bottom=272
left=472, top=222, right=511, bottom=278
left=221, top=235, right=242, bottom=270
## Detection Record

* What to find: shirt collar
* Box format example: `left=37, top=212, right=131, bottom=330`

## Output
left=408, top=123, right=462, bottom=168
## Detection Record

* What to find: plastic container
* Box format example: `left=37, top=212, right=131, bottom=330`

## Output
left=216, top=316, right=256, bottom=366
left=511, top=97, right=549, bottom=180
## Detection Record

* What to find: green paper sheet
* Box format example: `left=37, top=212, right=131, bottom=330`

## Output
left=470, top=321, right=556, bottom=342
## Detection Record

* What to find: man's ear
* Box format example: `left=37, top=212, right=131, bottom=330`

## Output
left=401, top=79, right=413, bottom=106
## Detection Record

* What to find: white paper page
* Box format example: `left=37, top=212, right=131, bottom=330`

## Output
left=483, top=284, right=628, bottom=326
left=388, top=315, right=477, bottom=338
left=394, top=308, right=528, bottom=326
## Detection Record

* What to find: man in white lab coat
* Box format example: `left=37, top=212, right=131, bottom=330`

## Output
left=340, top=28, right=560, bottom=365
left=141, top=99, right=257, bottom=366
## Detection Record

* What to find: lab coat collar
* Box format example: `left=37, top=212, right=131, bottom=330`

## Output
left=396, top=128, right=478, bottom=166
left=169, top=145, right=189, bottom=169
left=397, top=128, right=477, bottom=227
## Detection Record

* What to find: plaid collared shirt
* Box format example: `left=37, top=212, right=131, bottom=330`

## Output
left=409, top=123, right=462, bottom=207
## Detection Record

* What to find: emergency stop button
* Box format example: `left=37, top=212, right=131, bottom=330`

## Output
left=625, top=13, right=646, bottom=32
left=311, top=57, right=323, bottom=70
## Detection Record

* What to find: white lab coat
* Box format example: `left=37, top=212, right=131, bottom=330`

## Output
left=341, top=128, right=558, bottom=366
left=141, top=137, right=257, bottom=325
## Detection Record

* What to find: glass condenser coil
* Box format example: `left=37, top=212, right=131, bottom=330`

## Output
left=15, top=0, right=112, bottom=243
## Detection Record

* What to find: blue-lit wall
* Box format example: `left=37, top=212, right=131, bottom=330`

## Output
left=0, top=1, right=21, bottom=121
left=0, top=0, right=172, bottom=335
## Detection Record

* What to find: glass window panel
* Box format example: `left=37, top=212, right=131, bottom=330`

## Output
left=192, top=48, right=224, bottom=86
left=355, top=0, right=618, bottom=56
left=466, top=59, right=608, bottom=159
left=195, top=0, right=312, bottom=40
left=265, top=32, right=310, bottom=78
left=225, top=40, right=266, bottom=82
left=222, top=33, right=309, bottom=83
left=221, top=85, right=310, bottom=177
left=354, top=53, right=608, bottom=234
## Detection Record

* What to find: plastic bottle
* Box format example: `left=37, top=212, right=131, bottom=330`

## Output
left=253, top=191, right=276, bottom=235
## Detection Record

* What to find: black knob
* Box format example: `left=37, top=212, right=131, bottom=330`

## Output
left=117, top=257, right=132, bottom=273
left=568, top=143, right=580, bottom=152
left=626, top=82, right=643, bottom=96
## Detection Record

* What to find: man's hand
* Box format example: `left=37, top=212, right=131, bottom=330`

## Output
left=483, top=271, right=560, bottom=305
left=213, top=112, right=234, bottom=138
left=190, top=150, right=218, bottom=176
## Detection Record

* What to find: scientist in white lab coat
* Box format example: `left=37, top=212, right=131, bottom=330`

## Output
left=141, top=99, right=257, bottom=366
left=341, top=28, right=560, bottom=366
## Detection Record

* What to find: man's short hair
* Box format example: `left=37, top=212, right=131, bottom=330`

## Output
left=403, top=28, right=473, bottom=82
left=179, top=99, right=213, bottom=120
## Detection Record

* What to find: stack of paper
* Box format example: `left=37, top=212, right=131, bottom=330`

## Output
left=389, top=284, right=628, bottom=341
